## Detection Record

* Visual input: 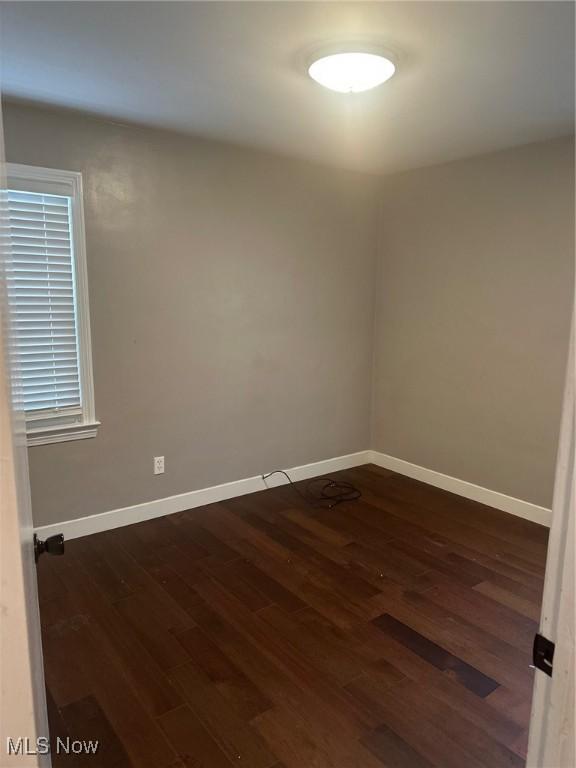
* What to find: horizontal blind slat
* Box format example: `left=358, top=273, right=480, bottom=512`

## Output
left=25, top=398, right=81, bottom=410
left=13, top=322, right=76, bottom=330
left=22, top=383, right=80, bottom=394
left=21, top=369, right=79, bottom=378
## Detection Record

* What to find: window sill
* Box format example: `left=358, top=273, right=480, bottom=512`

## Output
left=27, top=421, right=101, bottom=447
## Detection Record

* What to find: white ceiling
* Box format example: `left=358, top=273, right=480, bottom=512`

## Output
left=1, top=2, right=574, bottom=174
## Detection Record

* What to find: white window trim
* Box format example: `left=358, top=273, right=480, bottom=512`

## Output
left=6, top=163, right=99, bottom=446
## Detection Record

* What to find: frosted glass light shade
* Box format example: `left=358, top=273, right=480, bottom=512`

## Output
left=308, top=52, right=395, bottom=93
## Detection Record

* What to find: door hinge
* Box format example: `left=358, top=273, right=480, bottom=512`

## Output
left=533, top=632, right=555, bottom=676
left=34, top=533, right=65, bottom=563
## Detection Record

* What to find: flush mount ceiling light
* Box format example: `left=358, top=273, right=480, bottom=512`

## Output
left=308, top=51, right=396, bottom=93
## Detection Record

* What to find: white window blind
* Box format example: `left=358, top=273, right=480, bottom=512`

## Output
left=6, top=189, right=82, bottom=412
left=4, top=164, right=98, bottom=446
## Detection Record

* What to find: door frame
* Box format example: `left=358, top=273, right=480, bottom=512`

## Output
left=526, top=317, right=575, bottom=768
left=0, top=101, right=51, bottom=766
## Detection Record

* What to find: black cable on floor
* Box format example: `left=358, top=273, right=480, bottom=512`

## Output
left=261, top=469, right=361, bottom=509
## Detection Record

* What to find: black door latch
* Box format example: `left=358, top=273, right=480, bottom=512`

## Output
left=34, top=533, right=65, bottom=563
left=532, top=632, right=555, bottom=677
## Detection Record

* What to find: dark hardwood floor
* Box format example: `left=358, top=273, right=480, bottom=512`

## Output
left=37, top=463, right=548, bottom=767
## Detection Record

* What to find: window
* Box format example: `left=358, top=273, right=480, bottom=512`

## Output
left=4, top=163, right=98, bottom=446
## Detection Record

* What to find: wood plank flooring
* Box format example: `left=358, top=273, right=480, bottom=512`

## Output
left=37, top=463, right=548, bottom=767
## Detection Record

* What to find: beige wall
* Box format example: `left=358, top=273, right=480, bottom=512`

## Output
left=372, top=137, right=574, bottom=508
left=3, top=101, right=573, bottom=524
left=3, top=102, right=378, bottom=527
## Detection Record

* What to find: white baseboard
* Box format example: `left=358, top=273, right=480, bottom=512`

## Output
left=35, top=447, right=551, bottom=541
left=367, top=450, right=552, bottom=527
left=35, top=450, right=372, bottom=541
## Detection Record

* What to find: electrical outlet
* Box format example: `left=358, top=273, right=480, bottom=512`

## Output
left=153, top=456, right=165, bottom=475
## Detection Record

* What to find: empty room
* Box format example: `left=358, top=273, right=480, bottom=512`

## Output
left=0, top=2, right=574, bottom=767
